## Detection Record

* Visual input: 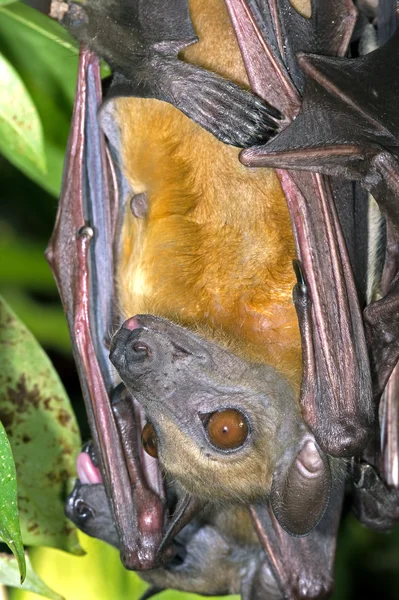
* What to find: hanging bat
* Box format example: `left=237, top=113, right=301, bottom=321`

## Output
left=45, top=0, right=399, bottom=598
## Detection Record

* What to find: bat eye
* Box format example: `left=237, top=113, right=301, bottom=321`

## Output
left=142, top=422, right=158, bottom=458
left=206, top=409, right=249, bottom=450
left=74, top=499, right=95, bottom=521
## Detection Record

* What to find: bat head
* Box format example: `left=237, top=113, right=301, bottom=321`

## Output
left=65, top=479, right=119, bottom=549
left=110, top=314, right=331, bottom=535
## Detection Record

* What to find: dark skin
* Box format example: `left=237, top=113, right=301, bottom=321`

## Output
left=47, top=0, right=399, bottom=597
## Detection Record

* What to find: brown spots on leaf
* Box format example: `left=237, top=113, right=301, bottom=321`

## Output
left=22, top=435, right=31, bottom=444
left=43, top=397, right=52, bottom=411
left=60, top=444, right=73, bottom=456
left=7, top=375, right=41, bottom=411
left=46, top=469, right=70, bottom=484
left=0, top=313, right=15, bottom=329
left=63, top=523, right=76, bottom=537
left=5, top=375, right=65, bottom=420
left=57, top=409, right=72, bottom=427
left=27, top=522, right=39, bottom=534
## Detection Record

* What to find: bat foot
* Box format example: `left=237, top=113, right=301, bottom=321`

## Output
left=170, top=63, right=280, bottom=148
left=109, top=59, right=281, bottom=148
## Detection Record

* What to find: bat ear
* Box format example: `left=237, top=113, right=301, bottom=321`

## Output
left=270, top=435, right=331, bottom=536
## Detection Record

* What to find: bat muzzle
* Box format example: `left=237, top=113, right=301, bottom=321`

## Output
left=109, top=318, right=153, bottom=371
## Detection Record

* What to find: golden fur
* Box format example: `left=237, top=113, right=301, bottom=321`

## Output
left=115, top=0, right=301, bottom=384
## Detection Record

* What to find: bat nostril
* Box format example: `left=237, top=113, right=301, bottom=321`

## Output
left=131, top=341, right=151, bottom=361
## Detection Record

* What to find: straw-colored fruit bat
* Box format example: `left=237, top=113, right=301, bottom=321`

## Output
left=45, top=0, right=399, bottom=597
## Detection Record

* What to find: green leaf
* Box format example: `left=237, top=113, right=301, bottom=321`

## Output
left=0, top=422, right=25, bottom=583
left=0, top=1, right=17, bottom=6
left=0, top=552, right=62, bottom=600
left=0, top=4, right=78, bottom=55
left=0, top=237, right=56, bottom=292
left=9, top=533, right=240, bottom=600
left=0, top=289, right=71, bottom=355
left=0, top=296, right=82, bottom=554
left=0, top=3, right=110, bottom=195
left=0, top=3, right=79, bottom=195
left=0, top=4, right=78, bottom=103
left=0, top=53, right=46, bottom=174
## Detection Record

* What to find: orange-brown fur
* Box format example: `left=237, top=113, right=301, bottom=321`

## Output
left=115, top=0, right=301, bottom=385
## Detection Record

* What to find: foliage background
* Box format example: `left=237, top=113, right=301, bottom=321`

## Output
left=1, top=1, right=399, bottom=598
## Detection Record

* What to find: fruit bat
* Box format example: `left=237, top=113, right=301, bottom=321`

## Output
left=45, top=0, right=399, bottom=598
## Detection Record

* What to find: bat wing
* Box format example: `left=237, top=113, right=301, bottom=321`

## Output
left=46, top=49, right=167, bottom=571
left=241, top=10, right=399, bottom=402
left=224, top=0, right=377, bottom=595
left=228, top=0, right=373, bottom=460
left=49, top=46, right=211, bottom=571
left=233, top=0, right=399, bottom=579
left=241, top=29, right=399, bottom=198
left=258, top=0, right=357, bottom=92
left=55, top=0, right=279, bottom=148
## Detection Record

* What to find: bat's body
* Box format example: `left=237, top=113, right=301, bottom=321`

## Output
left=115, top=0, right=301, bottom=382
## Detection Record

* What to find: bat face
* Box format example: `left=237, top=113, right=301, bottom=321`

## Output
left=110, top=313, right=331, bottom=533
left=109, top=314, right=301, bottom=501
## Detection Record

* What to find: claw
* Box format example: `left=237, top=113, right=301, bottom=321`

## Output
left=292, top=259, right=307, bottom=293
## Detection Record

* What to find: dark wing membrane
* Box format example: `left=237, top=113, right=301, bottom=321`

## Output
left=231, top=0, right=373, bottom=458
left=46, top=48, right=166, bottom=571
